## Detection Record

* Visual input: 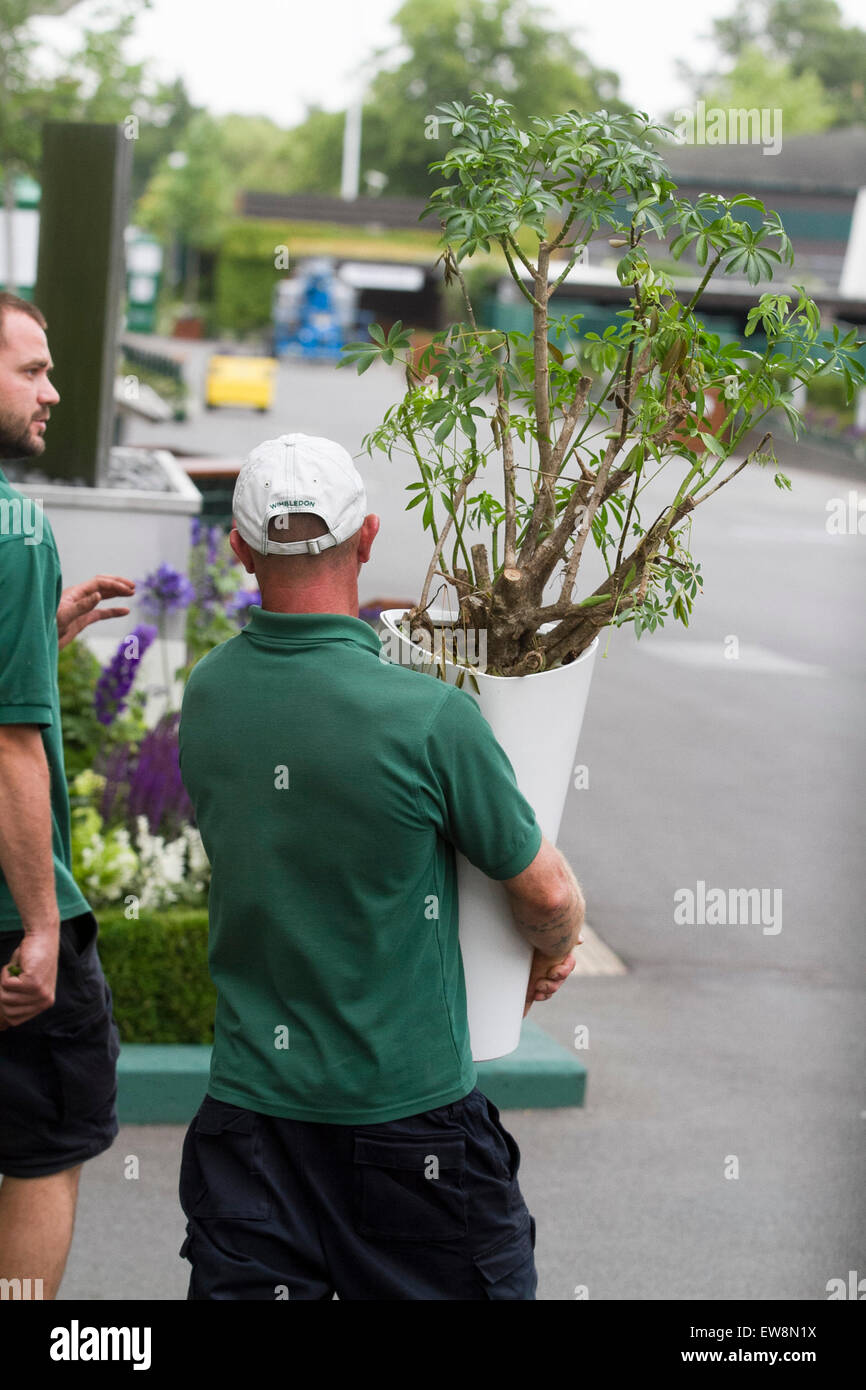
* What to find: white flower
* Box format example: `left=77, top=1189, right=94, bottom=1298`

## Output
left=131, top=817, right=208, bottom=909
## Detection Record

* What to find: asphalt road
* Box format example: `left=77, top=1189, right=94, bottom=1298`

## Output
left=59, top=348, right=866, bottom=1300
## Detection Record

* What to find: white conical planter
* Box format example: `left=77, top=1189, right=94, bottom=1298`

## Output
left=380, top=609, right=598, bottom=1060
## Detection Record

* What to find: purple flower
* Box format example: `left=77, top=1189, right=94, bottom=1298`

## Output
left=206, top=525, right=222, bottom=566
left=99, top=711, right=194, bottom=837
left=193, top=566, right=219, bottom=614
left=191, top=518, right=223, bottom=565
left=94, top=624, right=158, bottom=727
left=189, top=524, right=235, bottom=615
left=126, top=712, right=193, bottom=836
left=139, top=562, right=196, bottom=618
left=99, top=741, right=133, bottom=822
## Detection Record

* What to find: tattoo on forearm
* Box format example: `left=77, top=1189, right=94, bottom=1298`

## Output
left=515, top=894, right=580, bottom=951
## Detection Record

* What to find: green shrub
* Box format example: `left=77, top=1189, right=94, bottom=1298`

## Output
left=96, top=906, right=215, bottom=1044
left=215, top=220, right=286, bottom=337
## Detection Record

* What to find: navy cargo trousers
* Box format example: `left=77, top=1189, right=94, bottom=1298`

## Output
left=179, top=1084, right=537, bottom=1300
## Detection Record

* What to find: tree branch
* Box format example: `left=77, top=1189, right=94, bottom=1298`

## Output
left=496, top=374, right=518, bottom=569
left=517, top=374, right=592, bottom=566
left=413, top=465, right=479, bottom=615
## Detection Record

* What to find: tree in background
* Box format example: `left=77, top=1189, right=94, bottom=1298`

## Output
left=133, top=107, right=347, bottom=310
left=0, top=0, right=197, bottom=290
left=136, top=111, right=233, bottom=304
left=1, top=0, right=80, bottom=289
left=286, top=0, right=624, bottom=200
left=276, top=107, right=346, bottom=196
left=215, top=110, right=345, bottom=199
left=217, top=114, right=291, bottom=195
left=689, top=45, right=838, bottom=137
left=127, top=75, right=198, bottom=202
left=683, top=0, right=866, bottom=131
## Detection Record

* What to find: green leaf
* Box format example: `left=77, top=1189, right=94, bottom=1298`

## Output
left=622, top=441, right=645, bottom=473
left=697, top=432, right=726, bottom=458
left=434, top=413, right=456, bottom=443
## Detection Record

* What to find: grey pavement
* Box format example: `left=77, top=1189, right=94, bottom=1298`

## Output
left=57, top=352, right=866, bottom=1300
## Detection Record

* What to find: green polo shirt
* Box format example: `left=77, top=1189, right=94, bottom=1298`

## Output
left=0, top=469, right=90, bottom=930
left=178, top=606, right=542, bottom=1124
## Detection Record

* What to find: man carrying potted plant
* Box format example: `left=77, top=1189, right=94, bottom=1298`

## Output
left=177, top=432, right=584, bottom=1300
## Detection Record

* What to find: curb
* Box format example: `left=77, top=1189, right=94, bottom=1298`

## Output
left=116, top=1020, right=586, bottom=1123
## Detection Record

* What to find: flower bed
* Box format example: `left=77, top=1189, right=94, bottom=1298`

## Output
left=60, top=520, right=260, bottom=924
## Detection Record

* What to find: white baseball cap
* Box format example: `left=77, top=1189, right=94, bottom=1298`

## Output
left=232, top=433, right=367, bottom=555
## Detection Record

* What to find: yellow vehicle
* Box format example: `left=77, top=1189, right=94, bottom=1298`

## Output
left=205, top=355, right=277, bottom=412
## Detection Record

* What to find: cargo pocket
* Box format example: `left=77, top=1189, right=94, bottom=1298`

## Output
left=353, top=1133, right=467, bottom=1242
left=186, top=1096, right=271, bottom=1220
left=51, top=1010, right=120, bottom=1126
left=473, top=1215, right=537, bottom=1300
left=480, top=1094, right=522, bottom=1182
left=57, top=916, right=109, bottom=1018
left=61, top=913, right=98, bottom=972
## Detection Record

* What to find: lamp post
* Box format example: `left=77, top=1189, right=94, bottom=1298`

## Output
left=341, top=97, right=362, bottom=202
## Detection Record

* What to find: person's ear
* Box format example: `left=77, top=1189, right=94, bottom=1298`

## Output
left=229, top=526, right=257, bottom=576
left=356, top=514, right=380, bottom=568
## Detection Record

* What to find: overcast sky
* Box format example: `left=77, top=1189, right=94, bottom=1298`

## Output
left=34, top=0, right=866, bottom=128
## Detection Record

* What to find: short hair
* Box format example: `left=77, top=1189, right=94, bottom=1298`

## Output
left=0, top=293, right=47, bottom=347
left=268, top=512, right=329, bottom=544
left=258, top=510, right=358, bottom=567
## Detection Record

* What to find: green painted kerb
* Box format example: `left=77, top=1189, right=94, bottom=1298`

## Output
left=116, top=1021, right=587, bottom=1123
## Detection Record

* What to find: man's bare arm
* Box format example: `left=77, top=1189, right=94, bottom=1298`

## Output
left=502, top=836, right=584, bottom=959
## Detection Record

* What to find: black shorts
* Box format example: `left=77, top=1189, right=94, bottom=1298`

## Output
left=179, top=1086, right=537, bottom=1300
left=0, top=911, right=120, bottom=1179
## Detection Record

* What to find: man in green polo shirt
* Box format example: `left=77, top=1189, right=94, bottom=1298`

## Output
left=0, top=291, right=135, bottom=1300
left=177, top=432, right=585, bottom=1300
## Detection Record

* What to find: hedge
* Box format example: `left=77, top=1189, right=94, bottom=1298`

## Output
left=96, top=906, right=214, bottom=1044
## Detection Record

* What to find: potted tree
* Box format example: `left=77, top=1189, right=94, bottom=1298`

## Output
left=342, top=95, right=864, bottom=1058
